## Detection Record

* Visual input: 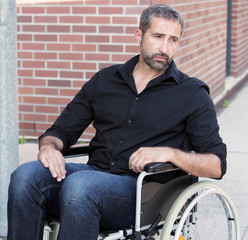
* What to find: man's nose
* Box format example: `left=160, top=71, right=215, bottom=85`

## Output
left=159, top=39, right=169, bottom=55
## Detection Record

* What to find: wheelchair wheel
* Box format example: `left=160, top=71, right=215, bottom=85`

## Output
left=160, top=181, right=240, bottom=240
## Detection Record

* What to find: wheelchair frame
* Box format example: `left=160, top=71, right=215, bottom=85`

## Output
left=44, top=145, right=240, bottom=240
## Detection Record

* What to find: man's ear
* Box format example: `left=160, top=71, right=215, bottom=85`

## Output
left=135, top=29, right=142, bottom=45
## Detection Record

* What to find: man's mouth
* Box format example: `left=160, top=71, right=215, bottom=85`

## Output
left=153, top=54, right=169, bottom=62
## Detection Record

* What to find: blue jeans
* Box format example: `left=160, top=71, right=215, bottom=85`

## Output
left=8, top=161, right=137, bottom=240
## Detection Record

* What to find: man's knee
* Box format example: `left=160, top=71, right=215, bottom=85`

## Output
left=9, top=161, right=47, bottom=200
left=60, top=171, right=98, bottom=205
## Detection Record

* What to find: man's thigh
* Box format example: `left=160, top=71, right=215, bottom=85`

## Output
left=60, top=170, right=137, bottom=230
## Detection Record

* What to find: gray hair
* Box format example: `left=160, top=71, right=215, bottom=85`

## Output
left=139, top=4, right=185, bottom=36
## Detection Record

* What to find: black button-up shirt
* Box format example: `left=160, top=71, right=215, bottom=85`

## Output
left=40, top=55, right=226, bottom=181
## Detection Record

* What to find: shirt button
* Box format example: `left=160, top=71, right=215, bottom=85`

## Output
left=135, top=97, right=139, bottom=100
left=119, top=140, right=123, bottom=144
left=111, top=162, right=115, bottom=166
left=128, top=119, right=132, bottom=124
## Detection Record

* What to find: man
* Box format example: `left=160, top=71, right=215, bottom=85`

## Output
left=8, top=4, right=226, bottom=240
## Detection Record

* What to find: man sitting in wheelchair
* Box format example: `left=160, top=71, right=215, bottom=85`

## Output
left=8, top=4, right=226, bottom=240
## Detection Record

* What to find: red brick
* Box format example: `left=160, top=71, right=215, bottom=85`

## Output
left=59, top=53, right=83, bottom=61
left=23, top=96, right=46, bottom=104
left=47, top=6, right=70, bottom=14
left=99, top=44, right=123, bottom=52
left=24, top=114, right=47, bottom=122
left=112, top=35, right=136, bottom=43
left=73, top=62, right=96, bottom=70
left=72, top=26, right=96, bottom=33
left=22, top=25, right=45, bottom=32
left=34, top=34, right=57, bottom=42
left=86, top=72, right=97, bottom=79
left=19, top=105, right=34, bottom=112
left=139, top=0, right=152, bottom=5
left=34, top=52, right=57, bottom=60
left=125, top=45, right=139, bottom=53
left=48, top=80, right=71, bottom=87
left=18, top=69, right=33, bottom=77
left=99, top=7, right=123, bottom=14
left=99, top=62, right=113, bottom=69
left=85, top=0, right=110, bottom=5
left=99, top=26, right=124, bottom=34
left=19, top=122, right=35, bottom=130
left=35, top=123, right=53, bottom=131
left=126, top=7, right=146, bottom=15
left=60, top=71, right=84, bottom=79
left=47, top=43, right=70, bottom=51
left=73, top=80, right=86, bottom=88
left=112, top=16, right=137, bottom=25
left=85, top=35, right=110, bottom=43
left=35, top=88, right=59, bottom=96
left=60, top=16, right=84, bottom=24
left=85, top=53, right=109, bottom=61
left=60, top=89, right=79, bottom=97
left=17, top=16, right=32, bottom=23
left=23, top=61, right=45, bottom=68
left=34, top=16, right=57, bottom=23
left=72, top=44, right=96, bottom=52
left=18, top=51, right=33, bottom=59
left=19, top=87, right=34, bottom=94
left=86, top=16, right=110, bottom=24
left=35, top=70, right=58, bottom=78
left=22, top=43, right=45, bottom=50
left=23, top=78, right=46, bottom=86
left=48, top=97, right=71, bottom=105
left=112, top=0, right=137, bottom=4
left=60, top=35, right=83, bottom=42
left=36, top=106, right=59, bottom=114
left=47, top=61, right=71, bottom=69
left=47, top=25, right=70, bottom=33
left=72, top=7, right=96, bottom=14
left=18, top=34, right=33, bottom=41
left=112, top=54, right=135, bottom=62
left=22, top=7, right=45, bottom=14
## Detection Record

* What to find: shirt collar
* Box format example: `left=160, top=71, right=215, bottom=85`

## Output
left=118, top=54, right=181, bottom=85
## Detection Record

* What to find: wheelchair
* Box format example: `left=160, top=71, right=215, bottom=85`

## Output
left=44, top=145, right=240, bottom=240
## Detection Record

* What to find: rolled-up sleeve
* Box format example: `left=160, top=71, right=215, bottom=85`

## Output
left=186, top=86, right=227, bottom=178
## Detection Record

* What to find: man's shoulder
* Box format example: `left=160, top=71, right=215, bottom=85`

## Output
left=179, top=71, right=210, bottom=93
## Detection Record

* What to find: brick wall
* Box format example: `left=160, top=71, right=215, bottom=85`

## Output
left=230, top=0, right=248, bottom=77
left=16, top=0, right=241, bottom=141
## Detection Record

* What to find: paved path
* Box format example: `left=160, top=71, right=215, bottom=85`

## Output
left=212, top=82, right=248, bottom=239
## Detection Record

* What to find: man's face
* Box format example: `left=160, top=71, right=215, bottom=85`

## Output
left=139, top=17, right=181, bottom=71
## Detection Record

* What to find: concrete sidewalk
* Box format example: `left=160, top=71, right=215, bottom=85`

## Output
left=18, top=80, right=248, bottom=238
left=212, top=81, right=248, bottom=239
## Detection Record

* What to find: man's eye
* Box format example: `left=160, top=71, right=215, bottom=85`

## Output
left=171, top=38, right=178, bottom=42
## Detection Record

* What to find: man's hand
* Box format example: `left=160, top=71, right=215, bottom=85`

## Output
left=129, top=147, right=172, bottom=173
left=38, top=136, right=66, bottom=182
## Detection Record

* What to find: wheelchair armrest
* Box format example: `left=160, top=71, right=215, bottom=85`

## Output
left=144, top=162, right=179, bottom=173
left=61, top=144, right=89, bottom=158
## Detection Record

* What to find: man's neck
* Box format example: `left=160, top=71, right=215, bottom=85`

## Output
left=132, top=57, right=167, bottom=94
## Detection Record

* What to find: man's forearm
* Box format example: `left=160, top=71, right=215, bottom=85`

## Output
left=38, top=135, right=64, bottom=152
left=170, top=148, right=222, bottom=179
left=129, top=146, right=222, bottom=179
